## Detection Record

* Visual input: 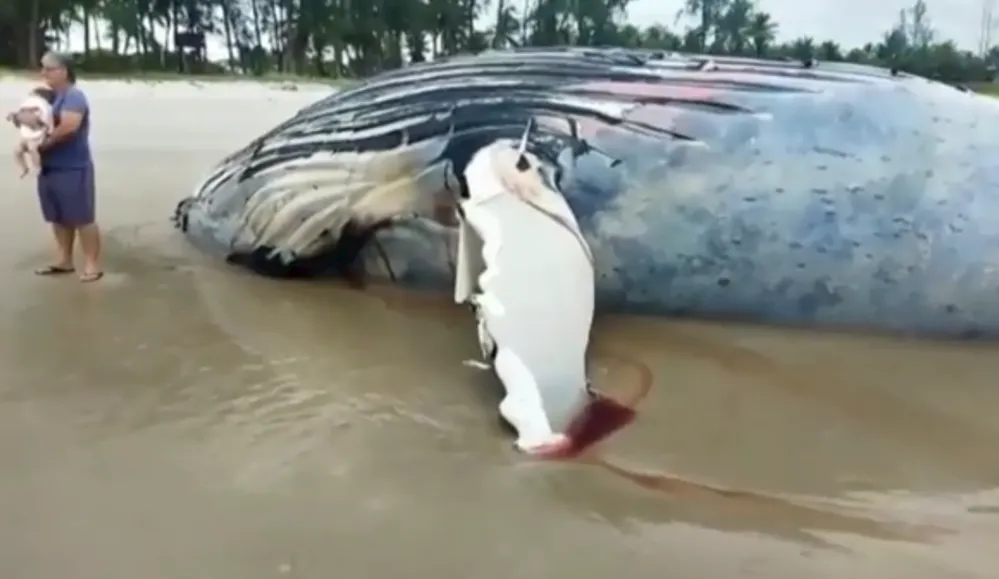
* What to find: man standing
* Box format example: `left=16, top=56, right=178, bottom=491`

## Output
left=34, top=52, right=102, bottom=282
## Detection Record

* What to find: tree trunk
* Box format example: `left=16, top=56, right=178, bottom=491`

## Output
left=311, top=36, right=326, bottom=75
left=82, top=8, right=91, bottom=56
left=27, top=0, right=40, bottom=66
left=250, top=0, right=264, bottom=48
left=269, top=0, right=283, bottom=71
left=93, top=15, right=103, bottom=51
left=220, top=0, right=236, bottom=67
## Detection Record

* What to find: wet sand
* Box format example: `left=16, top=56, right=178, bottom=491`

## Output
left=1, top=78, right=997, bottom=578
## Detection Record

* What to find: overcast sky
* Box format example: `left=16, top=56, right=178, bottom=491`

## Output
left=631, top=0, right=987, bottom=50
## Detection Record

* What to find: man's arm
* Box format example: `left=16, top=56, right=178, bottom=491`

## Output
left=41, top=90, right=88, bottom=150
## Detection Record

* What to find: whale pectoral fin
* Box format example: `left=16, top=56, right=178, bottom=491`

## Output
left=456, top=141, right=596, bottom=456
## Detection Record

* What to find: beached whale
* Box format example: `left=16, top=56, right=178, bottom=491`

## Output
left=173, top=47, right=999, bottom=340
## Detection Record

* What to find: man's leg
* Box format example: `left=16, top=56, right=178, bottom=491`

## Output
left=77, top=223, right=101, bottom=279
left=34, top=171, right=75, bottom=273
left=51, top=224, right=76, bottom=267
left=36, top=166, right=101, bottom=279
left=70, top=165, right=101, bottom=280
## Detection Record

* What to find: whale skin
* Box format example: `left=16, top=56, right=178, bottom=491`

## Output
left=173, top=47, right=999, bottom=339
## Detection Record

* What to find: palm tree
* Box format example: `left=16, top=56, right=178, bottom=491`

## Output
left=817, top=40, right=841, bottom=61
left=713, top=0, right=753, bottom=55
left=788, top=36, right=814, bottom=61
left=680, top=0, right=730, bottom=52
left=0, top=0, right=994, bottom=85
left=639, top=23, right=681, bottom=50
left=746, top=10, right=775, bottom=56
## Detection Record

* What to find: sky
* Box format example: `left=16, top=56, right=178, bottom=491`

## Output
left=628, top=0, right=987, bottom=50
left=61, top=0, right=992, bottom=59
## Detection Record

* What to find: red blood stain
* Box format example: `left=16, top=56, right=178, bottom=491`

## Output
left=532, top=350, right=653, bottom=460
left=535, top=394, right=637, bottom=460
left=520, top=349, right=937, bottom=541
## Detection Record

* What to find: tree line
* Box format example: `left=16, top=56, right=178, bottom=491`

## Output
left=2, top=0, right=997, bottom=84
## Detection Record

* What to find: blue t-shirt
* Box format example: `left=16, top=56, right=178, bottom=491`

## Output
left=41, top=85, right=92, bottom=170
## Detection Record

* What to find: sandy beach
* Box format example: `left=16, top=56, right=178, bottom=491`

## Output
left=0, top=76, right=997, bottom=579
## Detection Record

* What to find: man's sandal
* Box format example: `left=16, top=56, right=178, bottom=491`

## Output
left=34, top=265, right=75, bottom=276
left=79, top=271, right=104, bottom=283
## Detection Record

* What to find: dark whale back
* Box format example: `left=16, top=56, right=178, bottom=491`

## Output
left=248, top=48, right=972, bottom=175
left=235, top=48, right=950, bottom=192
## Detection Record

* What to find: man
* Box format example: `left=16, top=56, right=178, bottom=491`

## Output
left=34, top=52, right=102, bottom=282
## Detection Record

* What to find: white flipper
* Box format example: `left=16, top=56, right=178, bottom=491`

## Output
left=454, top=140, right=594, bottom=453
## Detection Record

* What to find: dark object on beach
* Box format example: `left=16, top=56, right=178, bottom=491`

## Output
left=174, top=31, right=207, bottom=74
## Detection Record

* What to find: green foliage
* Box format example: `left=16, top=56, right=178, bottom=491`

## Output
left=970, top=82, right=999, bottom=95
left=1, top=0, right=997, bottom=84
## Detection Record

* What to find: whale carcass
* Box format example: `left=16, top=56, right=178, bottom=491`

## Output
left=174, top=48, right=999, bottom=339
left=174, top=47, right=999, bottom=450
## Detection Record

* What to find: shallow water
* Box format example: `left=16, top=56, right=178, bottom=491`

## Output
left=0, top=79, right=997, bottom=579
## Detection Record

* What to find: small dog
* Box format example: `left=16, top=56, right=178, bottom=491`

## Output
left=7, top=86, right=56, bottom=178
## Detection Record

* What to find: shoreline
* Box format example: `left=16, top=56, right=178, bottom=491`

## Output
left=2, top=66, right=992, bottom=95
left=0, top=74, right=339, bottom=106
left=0, top=75, right=334, bottom=157
left=0, top=68, right=350, bottom=89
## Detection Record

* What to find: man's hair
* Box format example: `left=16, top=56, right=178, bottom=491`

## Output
left=42, top=52, right=77, bottom=83
left=31, top=86, right=56, bottom=103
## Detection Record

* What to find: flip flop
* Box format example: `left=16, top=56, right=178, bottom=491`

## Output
left=79, top=271, right=104, bottom=283
left=34, top=265, right=75, bottom=276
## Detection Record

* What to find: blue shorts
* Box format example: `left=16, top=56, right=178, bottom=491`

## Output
left=37, top=164, right=96, bottom=226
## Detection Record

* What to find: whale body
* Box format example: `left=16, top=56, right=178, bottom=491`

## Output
left=173, top=47, right=999, bottom=339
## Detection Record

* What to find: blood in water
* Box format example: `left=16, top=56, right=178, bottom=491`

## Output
left=540, top=392, right=637, bottom=459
